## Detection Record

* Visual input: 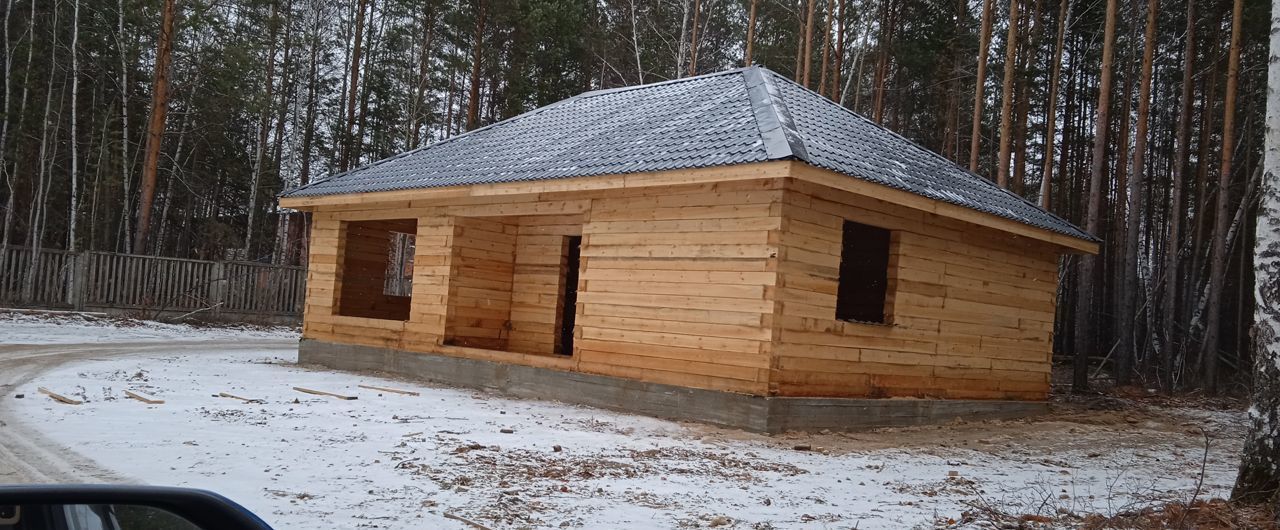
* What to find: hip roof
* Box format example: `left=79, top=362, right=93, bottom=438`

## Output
left=282, top=66, right=1093, bottom=242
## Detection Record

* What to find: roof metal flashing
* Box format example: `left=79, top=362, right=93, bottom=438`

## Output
left=743, top=67, right=807, bottom=161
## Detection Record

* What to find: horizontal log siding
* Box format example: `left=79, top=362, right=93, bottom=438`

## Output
left=574, top=179, right=783, bottom=394
left=772, top=179, right=1060, bottom=400
left=444, top=216, right=517, bottom=350
left=508, top=215, right=582, bottom=355
left=299, top=173, right=1062, bottom=401
left=300, top=179, right=784, bottom=395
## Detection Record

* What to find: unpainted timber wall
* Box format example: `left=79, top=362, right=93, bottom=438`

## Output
left=772, top=178, right=1059, bottom=400
left=300, top=169, right=1062, bottom=401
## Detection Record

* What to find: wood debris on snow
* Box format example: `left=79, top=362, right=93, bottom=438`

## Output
left=124, top=390, right=164, bottom=404
left=38, top=387, right=82, bottom=405
left=293, top=386, right=357, bottom=400
left=357, top=384, right=419, bottom=396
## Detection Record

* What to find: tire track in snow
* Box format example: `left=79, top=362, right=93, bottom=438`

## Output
left=0, top=339, right=296, bottom=484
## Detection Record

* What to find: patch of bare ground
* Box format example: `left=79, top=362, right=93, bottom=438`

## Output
left=952, top=498, right=1277, bottom=530
left=390, top=437, right=808, bottom=527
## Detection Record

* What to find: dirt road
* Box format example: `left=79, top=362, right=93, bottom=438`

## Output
left=0, top=339, right=297, bottom=484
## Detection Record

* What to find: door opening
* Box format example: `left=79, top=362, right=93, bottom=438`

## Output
left=557, top=235, right=582, bottom=356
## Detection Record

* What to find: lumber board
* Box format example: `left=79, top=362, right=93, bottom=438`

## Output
left=218, top=392, right=264, bottom=403
left=124, top=390, right=164, bottom=404
left=38, top=387, right=82, bottom=405
left=293, top=387, right=359, bottom=400
left=358, top=384, right=421, bottom=396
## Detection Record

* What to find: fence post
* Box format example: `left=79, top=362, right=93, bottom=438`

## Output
left=210, top=261, right=227, bottom=318
left=68, top=251, right=88, bottom=311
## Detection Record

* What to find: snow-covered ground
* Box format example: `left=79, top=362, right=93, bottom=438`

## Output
left=0, top=310, right=298, bottom=344
left=2, top=317, right=1247, bottom=529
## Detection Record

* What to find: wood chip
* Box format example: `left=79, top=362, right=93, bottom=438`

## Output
left=38, top=387, right=82, bottom=405
left=293, top=387, right=357, bottom=400
left=357, top=384, right=420, bottom=396
left=124, top=390, right=164, bottom=405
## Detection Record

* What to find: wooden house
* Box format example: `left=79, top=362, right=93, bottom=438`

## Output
left=278, top=67, right=1098, bottom=432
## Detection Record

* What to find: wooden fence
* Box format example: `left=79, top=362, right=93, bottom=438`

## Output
left=0, top=245, right=306, bottom=321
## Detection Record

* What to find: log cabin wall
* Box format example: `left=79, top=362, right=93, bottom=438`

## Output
left=301, top=216, right=409, bottom=351
left=444, top=216, right=517, bottom=350
left=772, top=177, right=1061, bottom=400
left=574, top=178, right=784, bottom=395
left=296, top=166, right=1065, bottom=401
left=334, top=219, right=415, bottom=321
left=299, top=177, right=786, bottom=395
left=508, top=215, right=583, bottom=355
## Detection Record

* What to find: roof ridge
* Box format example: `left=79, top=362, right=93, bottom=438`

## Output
left=742, top=66, right=807, bottom=161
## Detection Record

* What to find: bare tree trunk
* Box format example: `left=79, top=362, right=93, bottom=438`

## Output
left=271, top=0, right=296, bottom=170
left=68, top=0, right=80, bottom=252
left=687, top=0, right=700, bottom=76
left=794, top=0, right=805, bottom=81
left=832, top=0, right=844, bottom=96
left=677, top=0, right=691, bottom=78
left=801, top=0, right=817, bottom=87
left=118, top=0, right=132, bottom=253
left=818, top=0, right=834, bottom=97
left=133, top=0, right=176, bottom=254
left=1232, top=0, right=1280, bottom=500
left=465, top=0, right=485, bottom=131
left=245, top=0, right=281, bottom=259
left=1117, top=0, right=1157, bottom=386
left=155, top=98, right=193, bottom=257
left=870, top=0, right=893, bottom=124
left=1072, top=0, right=1117, bottom=392
left=23, top=4, right=58, bottom=302
left=3, top=0, right=36, bottom=264
left=352, top=1, right=380, bottom=164
left=841, top=4, right=874, bottom=107
left=1161, top=0, right=1196, bottom=389
left=1038, top=0, right=1069, bottom=209
left=1202, top=0, right=1245, bottom=395
left=340, top=0, right=368, bottom=170
left=996, top=0, right=1019, bottom=188
left=0, top=0, right=16, bottom=266
left=631, top=0, right=646, bottom=79
left=1011, top=0, right=1041, bottom=195
left=968, top=0, right=994, bottom=172
left=1187, top=59, right=1220, bottom=367
left=444, top=66, right=457, bottom=137
left=409, top=2, right=434, bottom=148
left=299, top=4, right=322, bottom=186
left=744, top=0, right=757, bottom=66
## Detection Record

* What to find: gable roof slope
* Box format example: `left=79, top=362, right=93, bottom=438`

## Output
left=282, top=66, right=1092, bottom=242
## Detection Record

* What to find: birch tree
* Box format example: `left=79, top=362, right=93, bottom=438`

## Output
left=1232, top=0, right=1280, bottom=503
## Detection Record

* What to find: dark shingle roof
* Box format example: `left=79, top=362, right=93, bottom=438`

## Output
left=283, top=67, right=1091, bottom=241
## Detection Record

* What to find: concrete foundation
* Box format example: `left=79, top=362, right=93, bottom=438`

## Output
left=298, top=339, right=1048, bottom=432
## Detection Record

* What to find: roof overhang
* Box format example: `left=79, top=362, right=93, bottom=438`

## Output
left=279, top=160, right=1099, bottom=255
